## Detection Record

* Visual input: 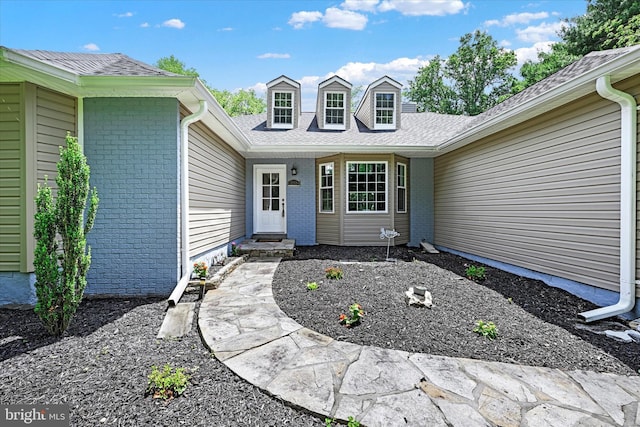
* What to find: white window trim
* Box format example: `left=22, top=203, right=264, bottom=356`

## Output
left=345, top=161, right=388, bottom=214
left=272, top=90, right=294, bottom=129
left=374, top=92, right=395, bottom=130
left=397, top=162, right=407, bottom=213
left=324, top=91, right=346, bottom=130
left=318, top=162, right=335, bottom=213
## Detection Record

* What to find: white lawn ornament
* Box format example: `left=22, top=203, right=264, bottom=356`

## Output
left=380, top=227, right=400, bottom=261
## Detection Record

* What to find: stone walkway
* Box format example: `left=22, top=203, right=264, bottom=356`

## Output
left=198, top=258, right=640, bottom=427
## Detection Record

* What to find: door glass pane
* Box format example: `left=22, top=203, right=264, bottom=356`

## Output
left=271, top=199, right=279, bottom=211
left=272, top=186, right=279, bottom=198
left=262, top=186, right=270, bottom=198
left=271, top=173, right=279, bottom=185
left=262, top=174, right=270, bottom=185
left=262, top=199, right=270, bottom=211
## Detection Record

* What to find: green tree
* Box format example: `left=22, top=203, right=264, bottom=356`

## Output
left=562, top=0, right=640, bottom=56
left=514, top=0, right=639, bottom=93
left=406, top=31, right=516, bottom=115
left=155, top=55, right=199, bottom=77
left=513, top=43, right=580, bottom=93
left=156, top=55, right=266, bottom=116
left=34, top=132, right=99, bottom=336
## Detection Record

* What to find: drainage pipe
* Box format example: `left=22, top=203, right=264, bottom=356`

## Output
left=168, top=100, right=207, bottom=306
left=579, top=75, right=637, bottom=322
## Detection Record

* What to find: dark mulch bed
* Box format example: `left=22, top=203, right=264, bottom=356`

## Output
left=0, top=295, right=324, bottom=426
left=273, top=245, right=639, bottom=375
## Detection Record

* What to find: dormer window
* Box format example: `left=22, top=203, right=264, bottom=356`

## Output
left=324, top=92, right=346, bottom=130
left=375, top=93, right=395, bottom=129
left=273, top=91, right=294, bottom=129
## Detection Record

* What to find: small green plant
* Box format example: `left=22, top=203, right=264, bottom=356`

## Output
left=231, top=241, right=240, bottom=256
left=147, top=364, right=190, bottom=400
left=193, top=261, right=208, bottom=278
left=339, top=303, right=364, bottom=327
left=325, top=266, right=344, bottom=280
left=306, top=281, right=318, bottom=291
left=465, top=264, right=486, bottom=281
left=473, top=320, right=498, bottom=339
left=325, top=416, right=360, bottom=427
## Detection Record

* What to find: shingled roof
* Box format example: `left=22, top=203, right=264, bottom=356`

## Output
left=9, top=48, right=178, bottom=77
left=233, top=111, right=474, bottom=147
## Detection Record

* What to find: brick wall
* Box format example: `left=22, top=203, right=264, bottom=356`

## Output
left=83, top=98, right=180, bottom=296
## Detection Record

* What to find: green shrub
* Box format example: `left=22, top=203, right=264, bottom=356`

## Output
left=147, top=364, right=190, bottom=399
left=325, top=266, right=344, bottom=280
left=465, top=264, right=486, bottom=281
left=34, top=133, right=99, bottom=336
left=473, top=320, right=498, bottom=339
left=306, top=281, right=318, bottom=291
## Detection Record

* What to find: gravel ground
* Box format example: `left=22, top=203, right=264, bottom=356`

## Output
left=0, top=293, right=324, bottom=426
left=273, top=245, right=640, bottom=375
left=2, top=245, right=637, bottom=427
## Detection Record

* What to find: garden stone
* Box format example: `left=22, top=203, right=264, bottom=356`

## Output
left=405, top=287, right=432, bottom=308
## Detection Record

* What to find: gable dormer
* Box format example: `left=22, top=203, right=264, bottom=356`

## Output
left=316, top=75, right=352, bottom=130
left=266, top=75, right=301, bottom=129
left=354, top=76, right=402, bottom=130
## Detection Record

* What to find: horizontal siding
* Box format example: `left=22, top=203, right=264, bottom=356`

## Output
left=36, top=87, right=76, bottom=186
left=344, top=213, right=395, bottom=245
left=0, top=83, right=23, bottom=271
left=187, top=109, right=245, bottom=256
left=435, top=76, right=640, bottom=294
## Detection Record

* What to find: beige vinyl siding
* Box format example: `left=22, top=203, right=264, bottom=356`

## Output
left=316, top=153, right=409, bottom=246
left=316, top=81, right=351, bottom=130
left=434, top=76, right=640, bottom=294
left=355, top=90, right=372, bottom=129
left=395, top=157, right=409, bottom=242
left=185, top=108, right=245, bottom=256
left=35, top=86, right=77, bottom=186
left=316, top=156, right=341, bottom=245
left=0, top=83, right=24, bottom=271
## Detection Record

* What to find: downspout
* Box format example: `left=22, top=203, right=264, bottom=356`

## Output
left=168, top=100, right=207, bottom=306
left=579, top=75, right=637, bottom=322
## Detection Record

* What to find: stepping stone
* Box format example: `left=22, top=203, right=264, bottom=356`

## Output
left=157, top=303, right=195, bottom=338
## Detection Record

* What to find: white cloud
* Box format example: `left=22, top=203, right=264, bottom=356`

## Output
left=499, top=39, right=512, bottom=47
left=341, top=0, right=380, bottom=12
left=218, top=27, right=233, bottom=32
left=83, top=43, right=100, bottom=51
left=323, top=7, right=368, bottom=30
left=332, top=56, right=429, bottom=86
left=257, top=53, right=291, bottom=59
left=162, top=18, right=185, bottom=29
left=516, top=21, right=564, bottom=43
left=288, top=10, right=323, bottom=29
left=513, top=41, right=554, bottom=65
left=115, top=12, right=133, bottom=18
left=378, top=0, right=468, bottom=16
left=485, top=11, right=548, bottom=27
left=140, top=22, right=149, bottom=28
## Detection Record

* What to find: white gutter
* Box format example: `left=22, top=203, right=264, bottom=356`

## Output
left=168, top=100, right=207, bottom=306
left=579, top=75, right=637, bottom=322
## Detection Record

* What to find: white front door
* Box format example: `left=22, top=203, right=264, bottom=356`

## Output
left=254, top=165, right=287, bottom=234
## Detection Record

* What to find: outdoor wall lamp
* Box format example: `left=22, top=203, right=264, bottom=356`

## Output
left=291, top=166, right=297, bottom=176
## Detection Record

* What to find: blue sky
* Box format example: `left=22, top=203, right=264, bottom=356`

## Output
left=0, top=0, right=588, bottom=110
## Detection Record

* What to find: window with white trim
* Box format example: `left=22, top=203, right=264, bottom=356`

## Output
left=375, top=93, right=395, bottom=129
left=397, top=163, right=407, bottom=213
left=272, top=91, right=293, bottom=128
left=319, top=162, right=334, bottom=213
left=347, top=162, right=387, bottom=213
left=325, top=92, right=345, bottom=130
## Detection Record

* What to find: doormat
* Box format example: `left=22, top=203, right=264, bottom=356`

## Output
left=256, top=239, right=283, bottom=243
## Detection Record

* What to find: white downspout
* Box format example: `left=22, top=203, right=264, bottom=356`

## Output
left=168, top=100, right=207, bottom=306
left=579, top=75, right=637, bottom=322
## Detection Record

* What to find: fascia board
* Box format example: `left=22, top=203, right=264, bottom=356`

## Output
left=319, top=75, right=352, bottom=90
left=245, top=144, right=439, bottom=156
left=79, top=75, right=195, bottom=96
left=179, top=78, right=252, bottom=153
left=266, top=75, right=300, bottom=89
left=1, top=49, right=80, bottom=84
left=437, top=50, right=640, bottom=155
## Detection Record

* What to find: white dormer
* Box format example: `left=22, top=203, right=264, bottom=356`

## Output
left=316, top=75, right=352, bottom=130
left=354, top=76, right=402, bottom=131
left=266, top=75, right=301, bottom=129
